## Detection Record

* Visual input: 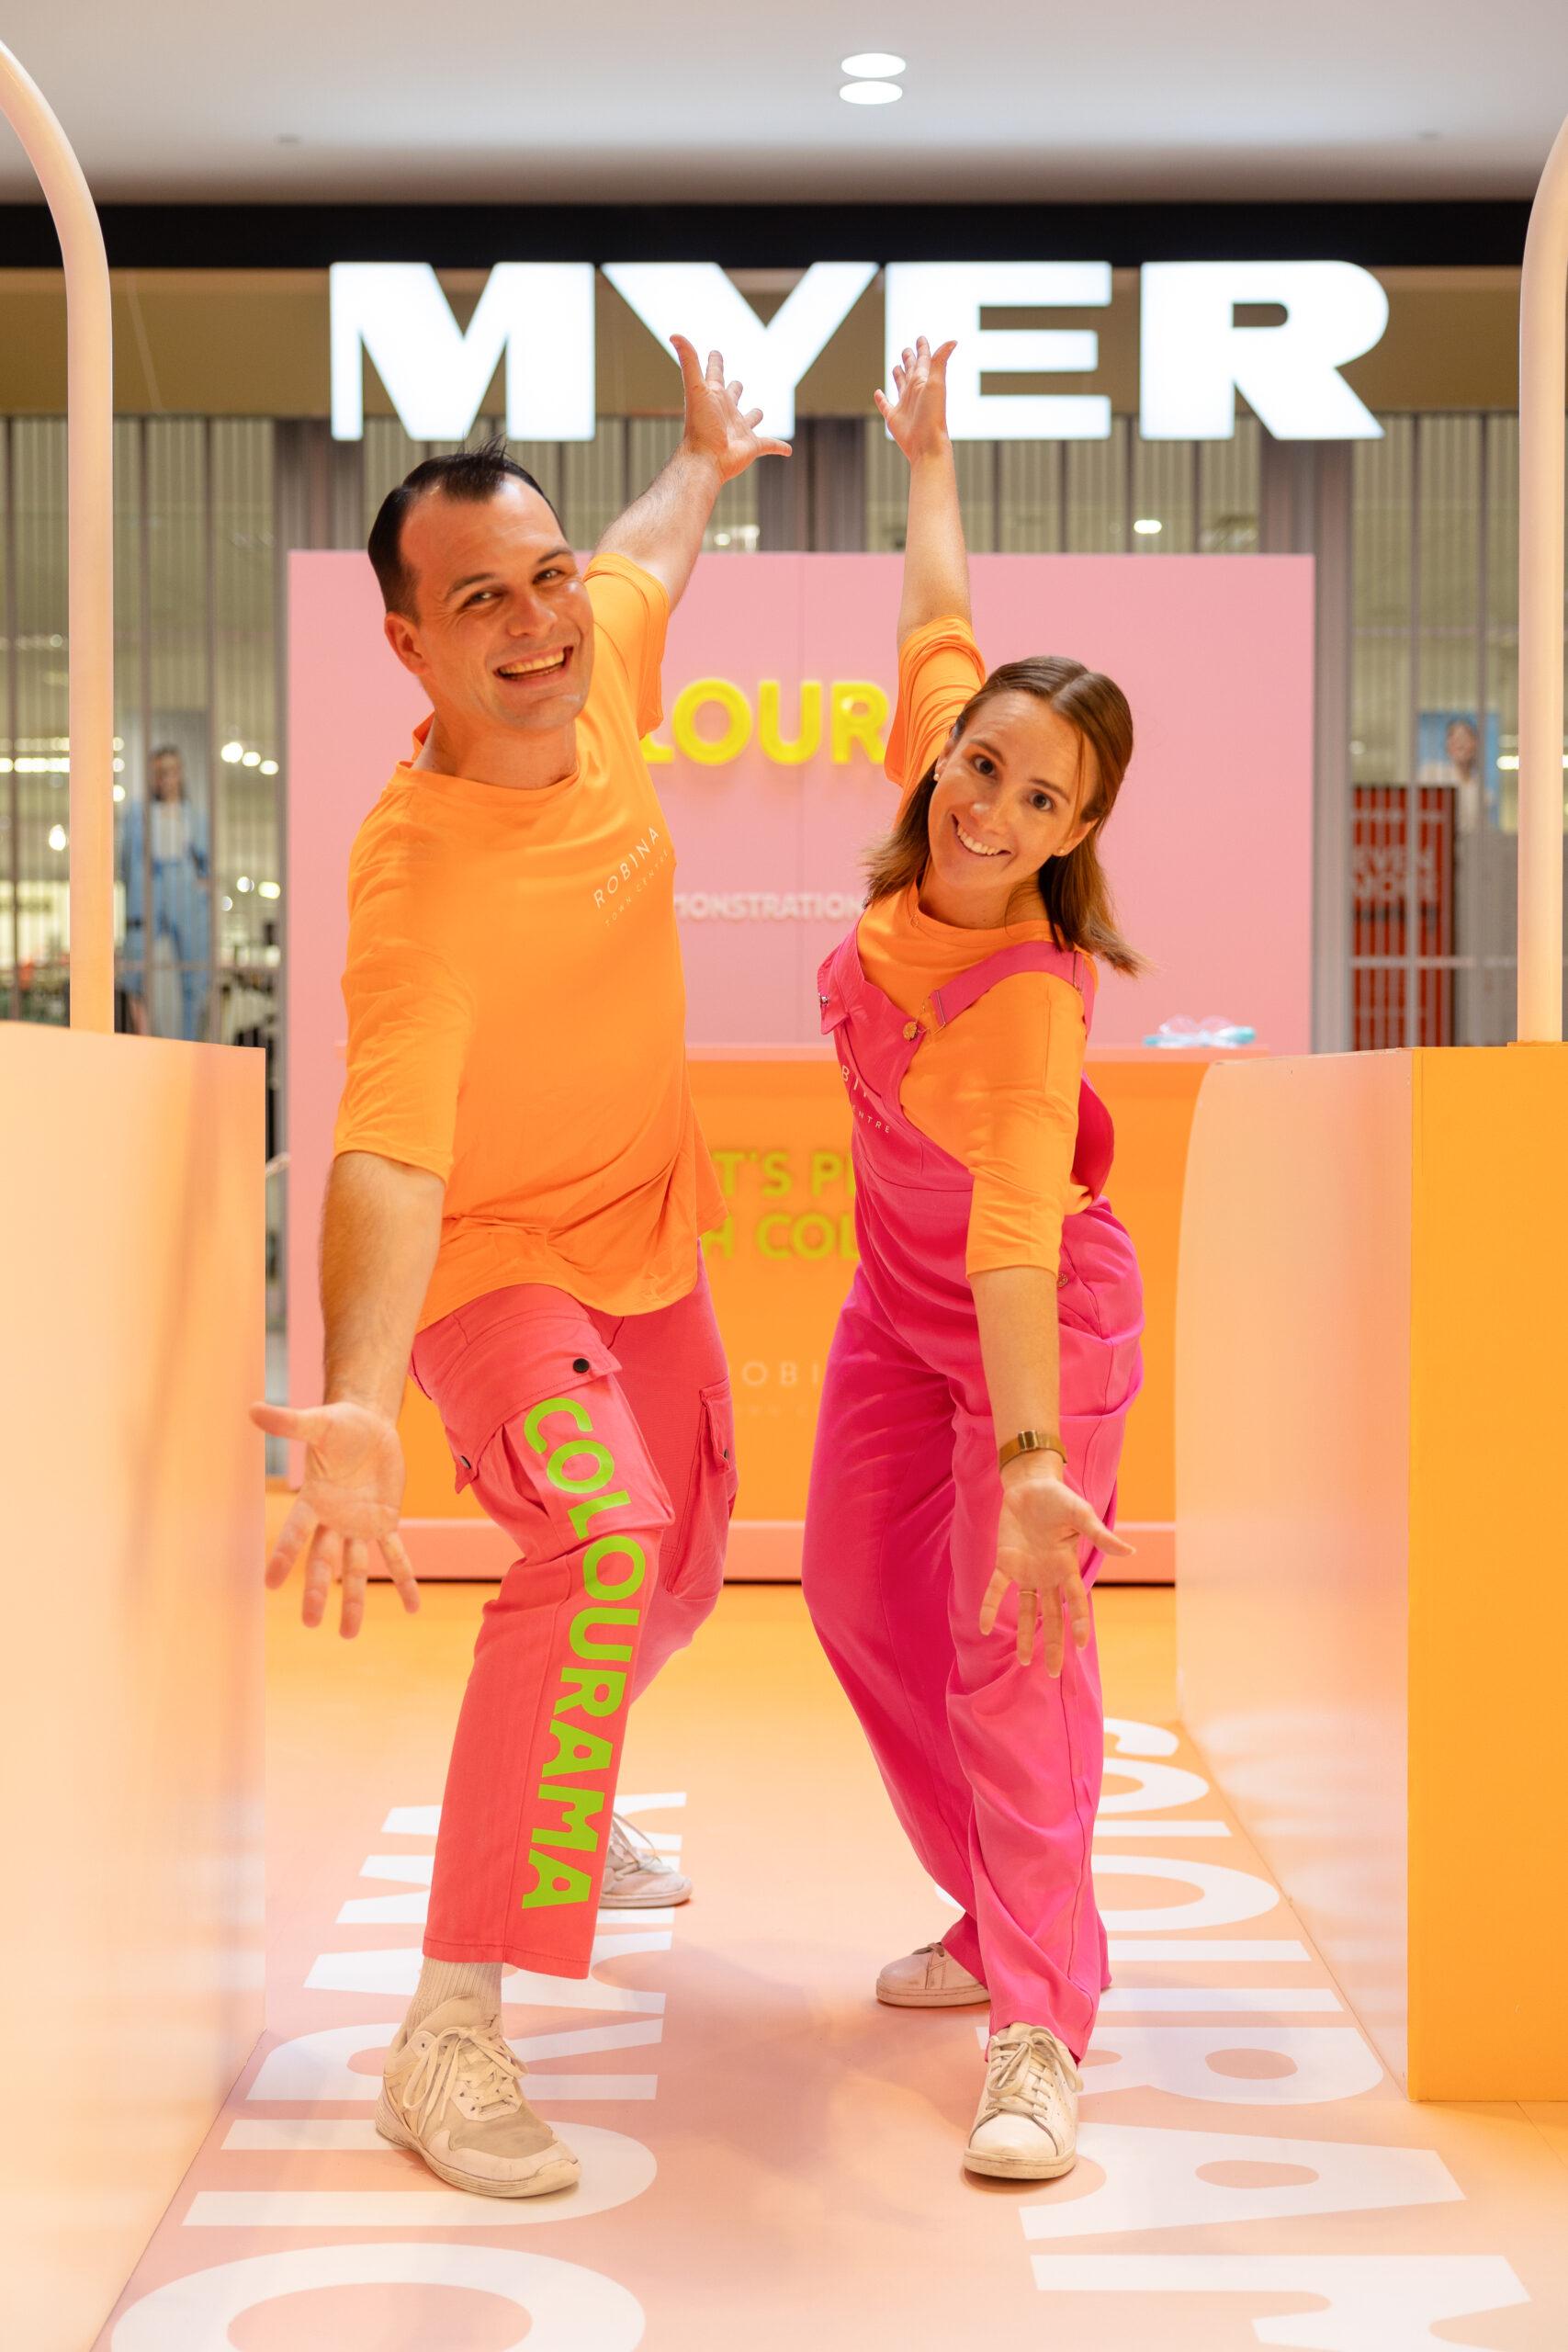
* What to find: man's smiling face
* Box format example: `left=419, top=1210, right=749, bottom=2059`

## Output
left=386, top=479, right=595, bottom=741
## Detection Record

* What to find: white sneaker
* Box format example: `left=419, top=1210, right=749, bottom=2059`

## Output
left=376, top=1996, right=581, bottom=2198
left=964, top=2023, right=1083, bottom=2180
left=876, top=1939, right=989, bottom=2008
left=599, top=1813, right=692, bottom=1907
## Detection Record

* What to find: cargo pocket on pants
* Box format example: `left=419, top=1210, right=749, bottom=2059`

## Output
left=668, top=1378, right=738, bottom=1600
left=443, top=1330, right=623, bottom=1497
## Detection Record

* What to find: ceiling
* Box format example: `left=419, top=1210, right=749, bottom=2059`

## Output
left=0, top=1, right=1565, bottom=208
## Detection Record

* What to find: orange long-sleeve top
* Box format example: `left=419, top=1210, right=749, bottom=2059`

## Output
left=855, top=614, right=1095, bottom=1279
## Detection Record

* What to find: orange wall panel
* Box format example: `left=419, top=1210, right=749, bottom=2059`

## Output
left=1175, top=1053, right=1414, bottom=2086
left=1179, top=1045, right=1568, bottom=2100
left=0, top=1028, right=265, bottom=2350
left=1407, top=1044, right=1568, bottom=2098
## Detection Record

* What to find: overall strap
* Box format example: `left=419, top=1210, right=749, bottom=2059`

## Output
left=927, top=939, right=1097, bottom=1035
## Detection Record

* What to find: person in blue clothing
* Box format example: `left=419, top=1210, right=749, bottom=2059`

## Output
left=120, top=743, right=210, bottom=1039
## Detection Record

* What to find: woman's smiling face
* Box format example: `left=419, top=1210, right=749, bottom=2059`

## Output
left=920, top=690, right=1096, bottom=929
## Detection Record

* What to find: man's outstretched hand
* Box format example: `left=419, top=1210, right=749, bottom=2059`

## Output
left=671, top=335, right=792, bottom=482
left=249, top=1398, right=420, bottom=1640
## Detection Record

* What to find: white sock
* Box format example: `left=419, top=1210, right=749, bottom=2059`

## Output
left=405, top=1956, right=503, bottom=2033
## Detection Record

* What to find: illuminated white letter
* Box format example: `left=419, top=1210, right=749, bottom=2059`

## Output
left=602, top=262, right=878, bottom=440
left=330, top=262, right=595, bottom=443
left=884, top=262, right=1111, bottom=440
left=1140, top=261, right=1388, bottom=440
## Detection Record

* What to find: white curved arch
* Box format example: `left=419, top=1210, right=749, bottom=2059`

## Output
left=0, top=42, right=114, bottom=1029
left=1517, top=105, right=1568, bottom=1039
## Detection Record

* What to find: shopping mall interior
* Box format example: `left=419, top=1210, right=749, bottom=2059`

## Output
left=2, top=6, right=1566, bottom=2348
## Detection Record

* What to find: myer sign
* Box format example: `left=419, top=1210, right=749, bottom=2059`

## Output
left=330, top=258, right=1390, bottom=447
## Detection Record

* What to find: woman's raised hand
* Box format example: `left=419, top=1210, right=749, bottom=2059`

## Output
left=980, top=1457, right=1133, bottom=1675
left=874, top=336, right=957, bottom=464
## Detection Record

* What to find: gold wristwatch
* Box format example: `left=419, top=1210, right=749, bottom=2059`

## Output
left=997, top=1430, right=1067, bottom=1474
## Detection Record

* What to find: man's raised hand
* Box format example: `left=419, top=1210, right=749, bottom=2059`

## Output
left=671, top=335, right=792, bottom=482
left=249, top=1398, right=420, bottom=1640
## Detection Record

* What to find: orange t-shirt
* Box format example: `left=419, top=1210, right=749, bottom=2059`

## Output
left=858, top=614, right=1094, bottom=1278
left=333, top=552, right=724, bottom=1328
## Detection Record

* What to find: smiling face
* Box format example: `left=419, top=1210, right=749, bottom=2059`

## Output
left=383, top=480, right=594, bottom=755
left=920, top=689, right=1098, bottom=930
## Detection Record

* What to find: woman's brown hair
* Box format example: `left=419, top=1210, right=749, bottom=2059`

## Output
left=863, top=655, right=1145, bottom=975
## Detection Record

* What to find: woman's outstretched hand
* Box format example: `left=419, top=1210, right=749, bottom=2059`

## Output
left=875, top=335, right=957, bottom=465
left=980, top=1458, right=1134, bottom=1675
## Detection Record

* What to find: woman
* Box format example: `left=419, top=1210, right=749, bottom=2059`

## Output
left=802, top=337, right=1145, bottom=2181
left=120, top=742, right=211, bottom=1040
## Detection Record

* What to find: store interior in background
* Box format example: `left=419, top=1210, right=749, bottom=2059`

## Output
left=0, top=255, right=1550, bottom=1081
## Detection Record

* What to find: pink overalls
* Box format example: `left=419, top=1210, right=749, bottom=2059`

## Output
left=801, top=928, right=1144, bottom=2057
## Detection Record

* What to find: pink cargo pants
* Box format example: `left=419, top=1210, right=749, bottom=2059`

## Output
left=410, top=1259, right=736, bottom=1978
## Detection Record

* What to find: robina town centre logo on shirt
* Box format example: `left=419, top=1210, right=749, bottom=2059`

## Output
left=594, top=823, right=672, bottom=925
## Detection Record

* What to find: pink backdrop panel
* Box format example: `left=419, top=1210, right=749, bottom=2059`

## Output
left=287, top=552, right=428, bottom=1417
left=654, top=551, right=1314, bottom=1052
left=287, top=548, right=1314, bottom=1409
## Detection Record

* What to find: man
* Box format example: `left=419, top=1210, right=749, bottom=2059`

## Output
left=253, top=342, right=786, bottom=2199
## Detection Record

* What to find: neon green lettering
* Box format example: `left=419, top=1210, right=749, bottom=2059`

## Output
left=570, top=1487, right=629, bottom=1539
left=555, top=1665, right=627, bottom=1717
left=539, top=1721, right=615, bottom=1778
left=532, top=1785, right=606, bottom=1851
left=524, top=1395, right=591, bottom=1451
left=583, top=1534, right=647, bottom=1601
left=569, top=1606, right=637, bottom=1662
left=519, top=1849, right=593, bottom=1908
left=547, top=1437, right=615, bottom=1493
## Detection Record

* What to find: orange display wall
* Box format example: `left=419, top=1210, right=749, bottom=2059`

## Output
left=0, top=1027, right=265, bottom=2352
left=1176, top=1046, right=1568, bottom=2098
left=396, top=1047, right=1236, bottom=1581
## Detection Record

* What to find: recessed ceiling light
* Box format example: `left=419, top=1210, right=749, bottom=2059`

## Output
left=1133, top=517, right=1163, bottom=535
left=841, top=51, right=905, bottom=75
left=840, top=81, right=903, bottom=105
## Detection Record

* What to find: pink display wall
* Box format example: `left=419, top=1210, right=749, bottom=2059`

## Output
left=288, top=549, right=1314, bottom=1410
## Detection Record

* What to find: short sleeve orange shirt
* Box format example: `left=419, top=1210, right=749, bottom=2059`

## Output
left=857, top=615, right=1094, bottom=1278
left=333, top=552, right=724, bottom=1329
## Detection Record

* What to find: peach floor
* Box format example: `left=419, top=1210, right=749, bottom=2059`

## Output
left=94, top=1579, right=1567, bottom=2351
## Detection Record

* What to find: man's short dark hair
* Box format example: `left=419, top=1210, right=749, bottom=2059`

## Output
left=367, top=438, right=565, bottom=617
